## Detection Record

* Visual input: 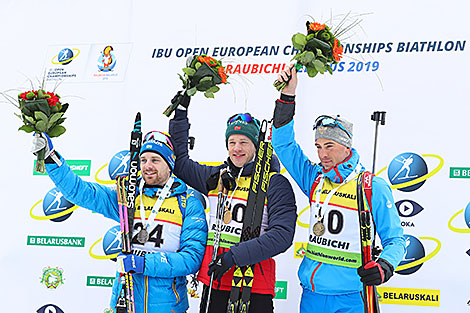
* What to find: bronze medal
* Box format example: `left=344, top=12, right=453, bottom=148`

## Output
left=137, top=228, right=149, bottom=244
left=313, top=221, right=325, bottom=236
left=223, top=210, right=232, bottom=224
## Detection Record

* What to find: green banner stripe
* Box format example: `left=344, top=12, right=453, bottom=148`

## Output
left=27, top=235, right=85, bottom=247
left=306, top=244, right=361, bottom=268
left=86, top=276, right=115, bottom=287
left=274, top=281, right=288, bottom=299
left=34, top=160, right=91, bottom=176
left=207, top=232, right=240, bottom=248
left=450, top=167, right=470, bottom=178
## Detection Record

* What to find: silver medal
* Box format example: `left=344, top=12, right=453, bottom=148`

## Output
left=137, top=228, right=149, bottom=243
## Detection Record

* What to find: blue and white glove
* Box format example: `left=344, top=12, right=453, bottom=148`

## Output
left=31, top=132, right=62, bottom=165
left=117, top=253, right=145, bottom=274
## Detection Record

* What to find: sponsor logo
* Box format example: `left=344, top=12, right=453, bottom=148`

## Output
left=27, top=235, right=85, bottom=247
left=377, top=287, right=440, bottom=307
left=40, top=266, right=64, bottom=290
left=108, top=150, right=130, bottom=180
left=51, top=48, right=80, bottom=65
left=86, top=276, right=115, bottom=287
left=450, top=167, right=470, bottom=178
left=34, top=160, right=91, bottom=176
left=294, top=242, right=307, bottom=258
left=396, top=234, right=440, bottom=275
left=396, top=199, right=425, bottom=228
left=274, top=281, right=288, bottom=300
left=386, top=153, right=443, bottom=192
left=37, top=304, right=65, bottom=313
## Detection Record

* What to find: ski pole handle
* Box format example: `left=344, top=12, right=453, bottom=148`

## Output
left=370, top=111, right=386, bottom=174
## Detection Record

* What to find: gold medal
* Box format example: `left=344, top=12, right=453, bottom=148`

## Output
left=313, top=221, right=325, bottom=236
left=223, top=210, right=232, bottom=224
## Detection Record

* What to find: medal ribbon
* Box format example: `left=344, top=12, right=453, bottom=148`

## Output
left=139, top=176, right=175, bottom=231
left=312, top=162, right=363, bottom=220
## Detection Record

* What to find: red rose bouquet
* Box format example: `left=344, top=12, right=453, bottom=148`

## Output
left=2, top=85, right=69, bottom=173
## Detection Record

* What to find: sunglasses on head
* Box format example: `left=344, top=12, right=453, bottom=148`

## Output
left=143, top=131, right=174, bottom=150
left=313, top=115, right=352, bottom=138
left=227, top=113, right=260, bottom=127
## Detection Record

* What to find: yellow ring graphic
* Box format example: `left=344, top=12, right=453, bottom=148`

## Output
left=51, top=48, right=81, bottom=64
left=95, top=163, right=115, bottom=185
left=448, top=209, right=470, bottom=233
left=376, top=154, right=443, bottom=189
left=395, top=237, right=441, bottom=271
left=30, top=199, right=79, bottom=220
left=89, top=237, right=119, bottom=260
left=297, top=205, right=310, bottom=228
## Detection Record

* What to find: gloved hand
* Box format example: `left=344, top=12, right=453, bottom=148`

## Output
left=117, top=253, right=145, bottom=274
left=207, top=250, right=235, bottom=282
left=31, top=132, right=62, bottom=165
left=357, top=258, right=394, bottom=286
left=172, top=90, right=191, bottom=110
left=221, top=169, right=236, bottom=191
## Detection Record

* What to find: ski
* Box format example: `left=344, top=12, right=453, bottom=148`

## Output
left=115, top=112, right=142, bottom=313
left=227, top=120, right=273, bottom=313
left=357, top=172, right=380, bottom=313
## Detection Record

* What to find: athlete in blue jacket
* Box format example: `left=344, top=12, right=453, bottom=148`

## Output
left=271, top=67, right=405, bottom=313
left=32, top=131, right=208, bottom=313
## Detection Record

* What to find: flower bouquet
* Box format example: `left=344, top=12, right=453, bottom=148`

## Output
left=274, top=21, right=344, bottom=91
left=2, top=86, right=69, bottom=173
left=163, top=55, right=228, bottom=117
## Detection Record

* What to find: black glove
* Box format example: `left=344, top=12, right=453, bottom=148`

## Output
left=221, top=169, right=236, bottom=191
left=357, top=258, right=394, bottom=286
left=171, top=90, right=191, bottom=110
left=207, top=251, right=235, bottom=282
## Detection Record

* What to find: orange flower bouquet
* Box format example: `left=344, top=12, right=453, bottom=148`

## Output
left=274, top=21, right=344, bottom=91
left=163, top=55, right=228, bottom=117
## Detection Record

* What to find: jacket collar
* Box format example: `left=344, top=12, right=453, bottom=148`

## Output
left=320, top=148, right=362, bottom=184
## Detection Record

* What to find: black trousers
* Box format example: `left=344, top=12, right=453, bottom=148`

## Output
left=199, top=284, right=274, bottom=313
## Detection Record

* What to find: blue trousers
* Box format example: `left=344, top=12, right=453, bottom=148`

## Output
left=300, top=289, right=364, bottom=313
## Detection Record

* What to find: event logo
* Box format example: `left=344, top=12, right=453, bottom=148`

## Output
left=448, top=200, right=470, bottom=233
left=29, top=187, right=79, bottom=222
left=51, top=48, right=80, bottom=65
left=294, top=242, right=307, bottom=258
left=388, top=153, right=428, bottom=192
left=97, top=46, right=116, bottom=72
left=40, top=266, right=64, bottom=290
left=396, top=234, right=440, bottom=275
left=37, top=304, right=65, bottom=313
left=108, top=150, right=130, bottom=180
left=89, top=225, right=121, bottom=260
left=41, top=187, right=76, bottom=222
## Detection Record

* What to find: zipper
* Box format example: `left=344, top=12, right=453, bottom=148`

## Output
left=310, top=262, right=322, bottom=292
left=144, top=276, right=148, bottom=313
left=172, top=278, right=180, bottom=303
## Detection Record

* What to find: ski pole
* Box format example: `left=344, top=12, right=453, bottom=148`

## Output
left=370, top=111, right=386, bottom=174
left=204, top=169, right=229, bottom=313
